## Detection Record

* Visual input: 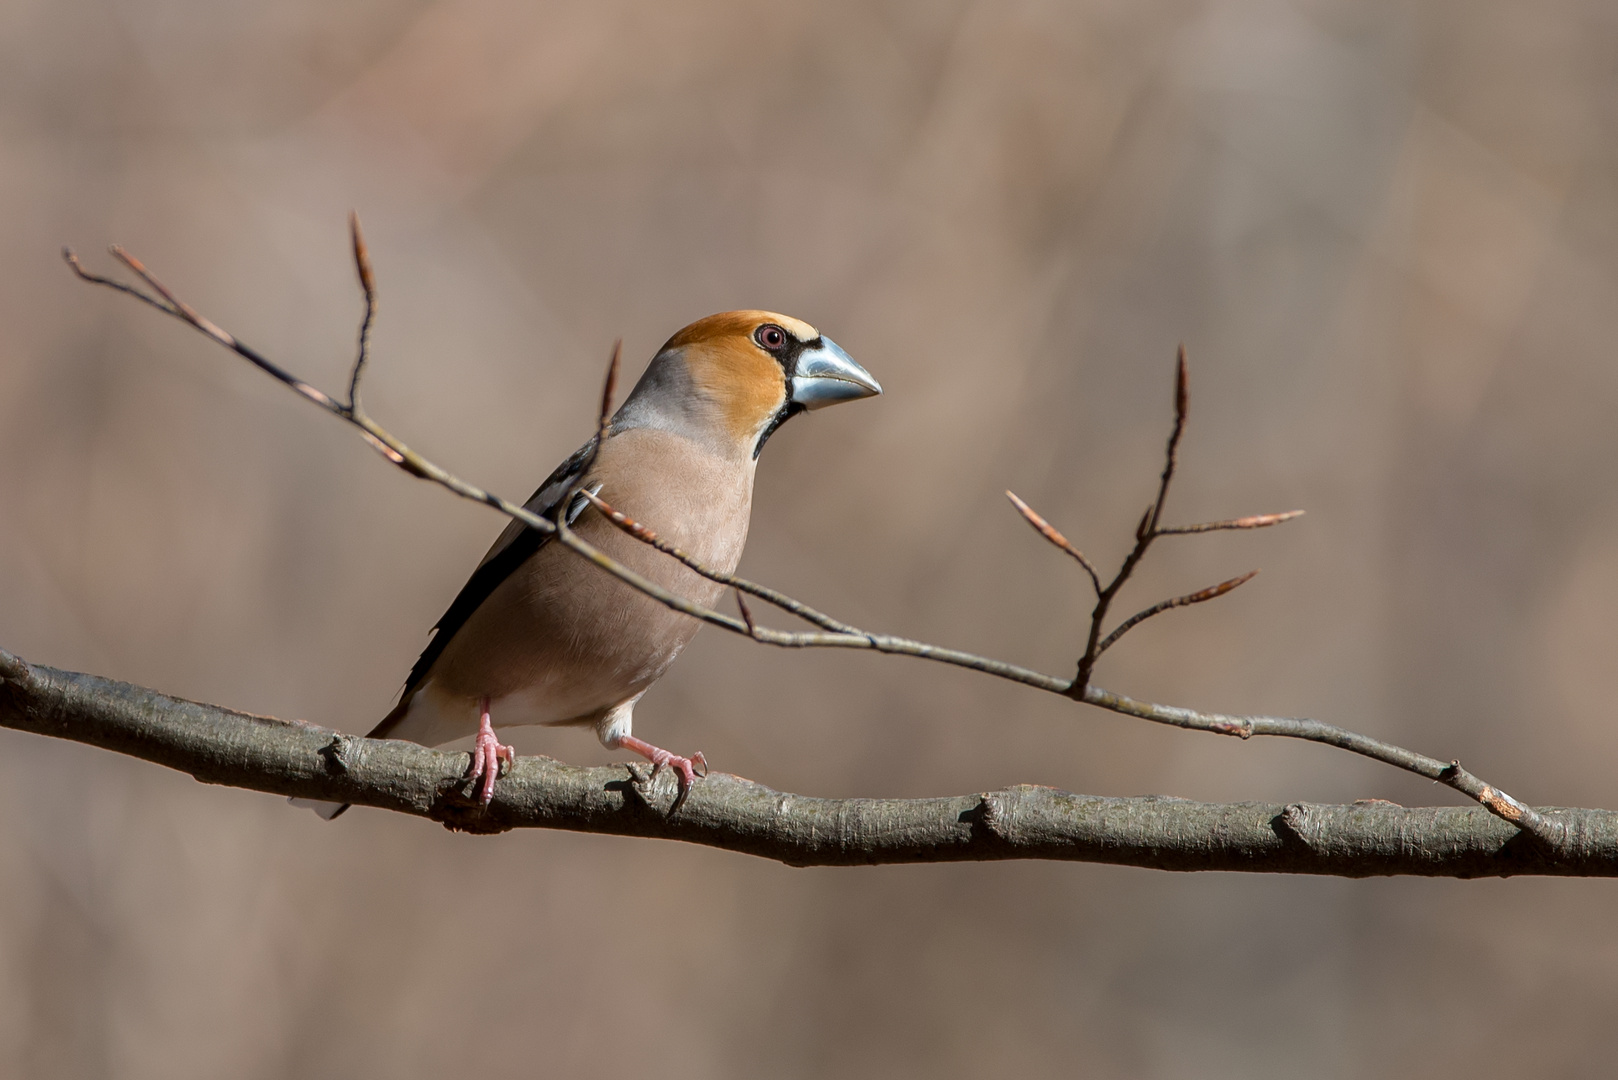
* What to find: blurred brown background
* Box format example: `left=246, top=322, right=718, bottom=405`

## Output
left=3, top=0, right=1617, bottom=1076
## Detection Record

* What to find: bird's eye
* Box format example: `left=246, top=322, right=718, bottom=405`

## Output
left=755, top=324, right=787, bottom=351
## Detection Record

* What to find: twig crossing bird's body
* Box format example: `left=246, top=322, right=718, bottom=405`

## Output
left=301, top=311, right=879, bottom=818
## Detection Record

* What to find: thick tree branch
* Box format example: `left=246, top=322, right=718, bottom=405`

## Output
left=1, top=649, right=1609, bottom=876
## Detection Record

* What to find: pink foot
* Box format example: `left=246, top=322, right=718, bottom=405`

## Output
left=468, top=697, right=515, bottom=806
left=615, top=734, right=708, bottom=801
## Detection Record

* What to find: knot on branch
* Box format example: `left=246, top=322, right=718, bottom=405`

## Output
left=0, top=648, right=30, bottom=685
left=1278, top=802, right=1312, bottom=834
left=318, top=733, right=366, bottom=775
left=977, top=793, right=1007, bottom=839
left=957, top=792, right=1020, bottom=846
left=624, top=762, right=691, bottom=818
left=1275, top=802, right=1324, bottom=854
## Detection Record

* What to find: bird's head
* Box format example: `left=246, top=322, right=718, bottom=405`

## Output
left=614, top=310, right=881, bottom=460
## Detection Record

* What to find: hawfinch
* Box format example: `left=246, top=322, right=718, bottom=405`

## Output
left=302, top=311, right=879, bottom=818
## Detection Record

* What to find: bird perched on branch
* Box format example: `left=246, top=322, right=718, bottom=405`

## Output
left=299, top=311, right=879, bottom=818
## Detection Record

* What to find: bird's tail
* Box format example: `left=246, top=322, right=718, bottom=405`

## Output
left=288, top=798, right=350, bottom=820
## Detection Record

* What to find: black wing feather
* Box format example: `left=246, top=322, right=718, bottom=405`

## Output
left=391, top=437, right=598, bottom=712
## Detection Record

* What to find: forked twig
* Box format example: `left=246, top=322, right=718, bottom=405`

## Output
left=1064, top=348, right=1193, bottom=692
left=61, top=230, right=1565, bottom=852
left=1009, top=348, right=1301, bottom=693
left=1093, top=570, right=1258, bottom=659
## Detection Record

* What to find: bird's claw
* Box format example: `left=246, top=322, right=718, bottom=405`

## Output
left=468, top=725, right=515, bottom=806
left=649, top=747, right=708, bottom=790
left=617, top=735, right=707, bottom=811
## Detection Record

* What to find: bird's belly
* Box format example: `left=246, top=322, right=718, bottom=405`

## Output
left=396, top=433, right=752, bottom=748
left=420, top=508, right=733, bottom=735
left=398, top=602, right=696, bottom=747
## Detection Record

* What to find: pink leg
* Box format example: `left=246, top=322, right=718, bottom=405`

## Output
left=613, top=734, right=708, bottom=798
left=468, top=696, right=515, bottom=806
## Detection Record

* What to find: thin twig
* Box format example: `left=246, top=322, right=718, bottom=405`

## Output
left=1149, top=344, right=1190, bottom=535
left=1157, top=510, right=1305, bottom=535
left=581, top=489, right=866, bottom=637
left=1006, top=491, right=1102, bottom=594
left=735, top=590, right=758, bottom=636
left=555, top=339, right=620, bottom=533
left=598, top=341, right=619, bottom=435
left=65, top=248, right=564, bottom=533
left=63, top=241, right=1565, bottom=852
left=1079, top=684, right=1563, bottom=843
left=584, top=339, right=619, bottom=478
left=67, top=247, right=343, bottom=413
left=1093, top=570, right=1258, bottom=658
left=347, top=212, right=377, bottom=414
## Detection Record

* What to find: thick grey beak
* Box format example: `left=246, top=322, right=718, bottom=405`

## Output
left=790, top=336, right=882, bottom=410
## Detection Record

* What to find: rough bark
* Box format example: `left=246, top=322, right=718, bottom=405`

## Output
left=4, top=648, right=1612, bottom=876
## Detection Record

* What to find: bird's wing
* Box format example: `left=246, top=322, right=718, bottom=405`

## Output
left=369, top=436, right=600, bottom=736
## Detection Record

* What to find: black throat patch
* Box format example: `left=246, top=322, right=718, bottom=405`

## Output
left=752, top=333, right=819, bottom=459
